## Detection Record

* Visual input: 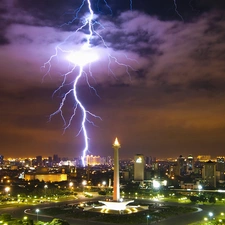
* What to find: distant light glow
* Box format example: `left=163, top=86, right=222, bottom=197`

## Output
left=153, top=180, right=160, bottom=189
left=208, top=212, right=213, bottom=217
left=113, top=137, right=121, bottom=147
left=99, top=200, right=134, bottom=211
left=136, top=157, right=142, bottom=163
left=67, top=49, right=99, bottom=66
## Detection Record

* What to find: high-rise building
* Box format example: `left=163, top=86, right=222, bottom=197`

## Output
left=0, top=155, right=4, bottom=164
left=53, top=154, right=59, bottom=164
left=145, top=156, right=150, bottom=165
left=177, top=155, right=186, bottom=176
left=186, top=154, right=194, bottom=174
left=169, top=164, right=177, bottom=178
left=216, top=156, right=225, bottom=181
left=36, top=156, right=42, bottom=166
left=134, top=154, right=145, bottom=181
left=48, top=156, right=53, bottom=167
left=202, top=160, right=216, bottom=188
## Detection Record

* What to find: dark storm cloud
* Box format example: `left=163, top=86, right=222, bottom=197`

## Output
left=196, top=0, right=225, bottom=9
left=0, top=0, right=225, bottom=159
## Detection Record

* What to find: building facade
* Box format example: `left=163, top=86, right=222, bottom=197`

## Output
left=134, top=154, right=145, bottom=181
left=202, top=160, right=216, bottom=188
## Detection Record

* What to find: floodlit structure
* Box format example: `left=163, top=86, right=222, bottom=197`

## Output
left=134, top=154, right=145, bottom=181
left=113, top=137, right=120, bottom=201
left=24, top=173, right=67, bottom=182
left=99, top=138, right=134, bottom=211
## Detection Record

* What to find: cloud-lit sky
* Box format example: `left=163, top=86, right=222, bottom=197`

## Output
left=1, top=0, right=225, bottom=160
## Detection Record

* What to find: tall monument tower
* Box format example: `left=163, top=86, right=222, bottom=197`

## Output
left=113, top=137, right=120, bottom=201
left=98, top=138, right=134, bottom=211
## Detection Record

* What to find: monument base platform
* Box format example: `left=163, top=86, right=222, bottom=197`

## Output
left=98, top=200, right=134, bottom=211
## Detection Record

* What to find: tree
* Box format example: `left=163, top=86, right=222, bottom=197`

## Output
left=208, top=196, right=216, bottom=204
left=0, top=213, right=12, bottom=221
left=199, top=195, right=207, bottom=203
left=98, top=190, right=106, bottom=195
left=189, top=196, right=199, bottom=203
left=50, top=218, right=70, bottom=225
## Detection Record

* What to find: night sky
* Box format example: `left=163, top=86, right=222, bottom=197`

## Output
left=1, top=0, right=225, bottom=159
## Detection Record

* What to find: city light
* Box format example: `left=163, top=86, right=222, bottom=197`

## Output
left=82, top=180, right=87, bottom=192
left=44, top=184, right=48, bottom=197
left=209, top=212, right=213, bottom=217
left=36, top=209, right=40, bottom=222
left=146, top=215, right=150, bottom=225
left=4, top=187, right=10, bottom=196
left=69, top=182, right=73, bottom=188
left=153, top=180, right=161, bottom=189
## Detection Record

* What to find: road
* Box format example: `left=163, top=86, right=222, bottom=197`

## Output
left=0, top=196, right=224, bottom=225
left=156, top=204, right=224, bottom=225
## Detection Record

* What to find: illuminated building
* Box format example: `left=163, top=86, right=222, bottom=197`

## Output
left=197, top=155, right=211, bottom=162
left=113, top=137, right=120, bottom=201
left=177, top=155, right=186, bottom=176
left=217, top=156, right=225, bottom=164
left=36, top=156, right=42, bottom=166
left=53, top=154, right=60, bottom=164
left=169, top=164, right=177, bottom=178
left=24, top=166, right=68, bottom=182
left=186, top=154, right=194, bottom=175
left=86, top=155, right=101, bottom=166
left=59, top=160, right=76, bottom=166
left=25, top=173, right=67, bottom=182
left=134, top=154, right=145, bottom=181
left=180, top=181, right=200, bottom=190
left=202, top=160, right=216, bottom=188
left=0, top=155, right=4, bottom=164
left=216, top=156, right=225, bottom=181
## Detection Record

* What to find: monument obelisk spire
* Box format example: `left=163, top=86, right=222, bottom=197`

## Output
left=113, top=137, right=121, bottom=201
left=98, top=138, right=134, bottom=211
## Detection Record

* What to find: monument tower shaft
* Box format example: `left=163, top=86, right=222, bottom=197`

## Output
left=113, top=138, right=120, bottom=201
left=98, top=138, right=134, bottom=211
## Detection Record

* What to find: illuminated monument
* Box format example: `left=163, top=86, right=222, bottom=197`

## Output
left=113, top=137, right=120, bottom=201
left=99, top=138, right=134, bottom=211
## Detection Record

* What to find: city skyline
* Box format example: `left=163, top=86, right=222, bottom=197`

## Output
left=1, top=1, right=225, bottom=159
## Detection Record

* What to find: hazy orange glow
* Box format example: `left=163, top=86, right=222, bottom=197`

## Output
left=113, top=137, right=120, bottom=147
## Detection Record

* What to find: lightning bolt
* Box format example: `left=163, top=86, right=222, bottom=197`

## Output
left=173, top=0, right=184, bottom=21
left=97, top=0, right=113, bottom=15
left=41, top=0, right=136, bottom=167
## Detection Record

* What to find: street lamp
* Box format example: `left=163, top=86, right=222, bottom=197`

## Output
left=5, top=187, right=10, bottom=196
left=69, top=182, right=73, bottom=193
left=153, top=180, right=161, bottom=189
left=146, top=215, right=150, bottom=225
left=198, top=184, right=202, bottom=195
left=82, top=180, right=87, bottom=192
left=208, top=212, right=213, bottom=220
left=36, top=208, right=40, bottom=222
left=44, top=184, right=48, bottom=197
